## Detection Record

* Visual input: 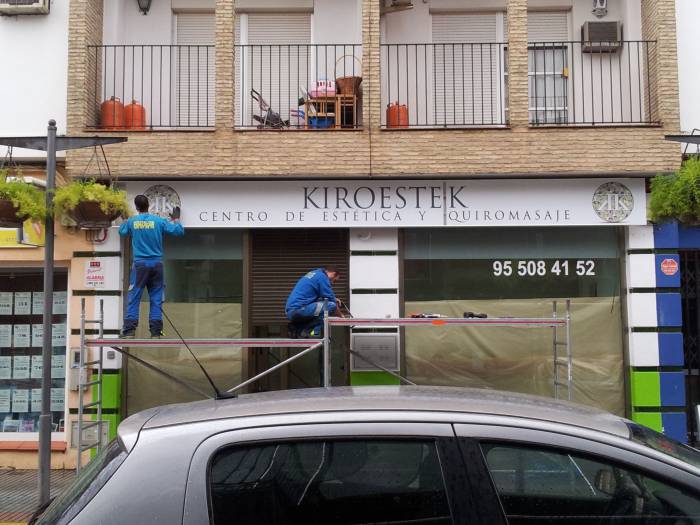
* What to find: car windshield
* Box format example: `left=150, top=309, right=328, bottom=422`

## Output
left=628, top=423, right=700, bottom=469
left=32, top=439, right=128, bottom=525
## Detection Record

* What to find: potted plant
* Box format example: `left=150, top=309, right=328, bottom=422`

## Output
left=0, top=170, right=47, bottom=228
left=649, top=158, right=700, bottom=224
left=54, top=179, right=130, bottom=228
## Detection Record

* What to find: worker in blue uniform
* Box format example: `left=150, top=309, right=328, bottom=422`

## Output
left=120, top=195, right=184, bottom=338
left=286, top=267, right=340, bottom=338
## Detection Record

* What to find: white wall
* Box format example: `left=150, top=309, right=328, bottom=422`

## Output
left=0, top=1, right=70, bottom=160
left=676, top=0, right=700, bottom=143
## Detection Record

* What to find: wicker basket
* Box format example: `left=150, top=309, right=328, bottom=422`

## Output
left=69, top=201, right=122, bottom=229
left=335, top=55, right=363, bottom=95
left=0, top=199, right=27, bottom=228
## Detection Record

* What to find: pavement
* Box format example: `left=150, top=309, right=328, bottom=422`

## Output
left=0, top=469, right=74, bottom=524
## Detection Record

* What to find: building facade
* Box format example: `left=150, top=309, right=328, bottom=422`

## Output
left=0, top=0, right=675, bottom=468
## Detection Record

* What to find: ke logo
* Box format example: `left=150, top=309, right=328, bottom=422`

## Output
left=592, top=182, right=634, bottom=223
left=660, top=258, right=679, bottom=276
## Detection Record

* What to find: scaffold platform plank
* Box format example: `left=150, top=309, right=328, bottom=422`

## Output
left=85, top=338, right=321, bottom=347
left=328, top=317, right=567, bottom=327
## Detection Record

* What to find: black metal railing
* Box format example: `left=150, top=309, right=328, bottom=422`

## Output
left=381, top=43, right=509, bottom=128
left=527, top=41, right=657, bottom=126
left=88, top=44, right=215, bottom=129
left=234, top=44, right=362, bottom=129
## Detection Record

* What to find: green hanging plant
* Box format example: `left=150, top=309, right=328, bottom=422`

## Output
left=0, top=169, right=47, bottom=222
left=649, top=158, right=700, bottom=224
left=53, top=179, right=130, bottom=222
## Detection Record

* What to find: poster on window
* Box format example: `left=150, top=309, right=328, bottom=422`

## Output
left=13, top=324, right=30, bottom=348
left=13, top=292, right=30, bottom=315
left=31, top=389, right=41, bottom=412
left=0, top=325, right=11, bottom=348
left=12, top=389, right=28, bottom=413
left=52, top=292, right=67, bottom=315
left=31, top=355, right=42, bottom=379
left=0, top=293, right=12, bottom=316
left=20, top=419, right=34, bottom=432
left=50, top=388, right=64, bottom=413
left=51, top=355, right=65, bottom=379
left=12, top=355, right=29, bottom=379
left=0, top=357, right=10, bottom=380
left=31, top=324, right=43, bottom=348
left=31, top=292, right=44, bottom=315
left=0, top=390, right=10, bottom=413
left=51, top=323, right=66, bottom=347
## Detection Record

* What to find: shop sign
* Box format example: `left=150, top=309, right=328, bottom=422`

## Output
left=660, top=258, right=679, bottom=276
left=85, top=259, right=105, bottom=288
left=129, top=179, right=647, bottom=228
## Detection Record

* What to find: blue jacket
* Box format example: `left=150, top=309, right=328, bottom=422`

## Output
left=118, top=213, right=184, bottom=261
left=286, top=269, right=336, bottom=311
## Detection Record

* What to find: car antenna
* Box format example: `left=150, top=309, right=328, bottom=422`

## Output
left=161, top=306, right=237, bottom=400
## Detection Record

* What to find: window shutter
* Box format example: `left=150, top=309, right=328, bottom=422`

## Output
left=528, top=11, right=569, bottom=42
left=431, top=14, right=500, bottom=126
left=237, top=13, right=312, bottom=127
left=175, top=13, right=216, bottom=127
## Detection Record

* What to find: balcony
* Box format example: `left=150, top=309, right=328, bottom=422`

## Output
left=381, top=43, right=508, bottom=129
left=87, top=44, right=215, bottom=130
left=234, top=44, right=363, bottom=130
left=527, top=40, right=657, bottom=126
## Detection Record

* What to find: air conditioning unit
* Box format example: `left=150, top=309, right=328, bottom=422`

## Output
left=391, top=0, right=413, bottom=6
left=0, top=0, right=50, bottom=15
left=581, top=21, right=622, bottom=53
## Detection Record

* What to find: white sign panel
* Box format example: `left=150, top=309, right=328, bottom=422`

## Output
left=0, top=357, right=11, bottom=380
left=13, top=292, right=31, bottom=315
left=32, top=292, right=44, bottom=315
left=12, top=355, right=30, bottom=379
left=12, top=389, right=28, bottom=413
left=13, top=324, right=30, bottom=348
left=31, top=355, right=42, bottom=379
left=31, top=324, right=43, bottom=348
left=84, top=259, right=106, bottom=288
left=0, top=293, right=12, bottom=315
left=51, top=323, right=66, bottom=347
left=0, top=325, right=10, bottom=348
left=127, top=179, right=647, bottom=228
left=50, top=388, right=64, bottom=413
left=53, top=292, right=67, bottom=315
left=31, top=389, right=41, bottom=412
left=0, top=390, right=10, bottom=413
left=51, top=355, right=65, bottom=379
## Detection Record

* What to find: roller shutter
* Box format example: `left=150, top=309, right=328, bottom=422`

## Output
left=251, top=229, right=349, bottom=325
left=528, top=11, right=569, bottom=42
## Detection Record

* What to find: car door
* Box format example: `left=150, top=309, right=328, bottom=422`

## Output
left=454, top=423, right=700, bottom=525
left=182, top=420, right=491, bottom=524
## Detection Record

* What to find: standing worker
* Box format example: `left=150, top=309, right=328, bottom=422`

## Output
left=120, top=195, right=184, bottom=338
left=286, top=267, right=341, bottom=338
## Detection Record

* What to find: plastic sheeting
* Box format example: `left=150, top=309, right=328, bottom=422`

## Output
left=126, top=303, right=243, bottom=415
left=404, top=297, right=625, bottom=415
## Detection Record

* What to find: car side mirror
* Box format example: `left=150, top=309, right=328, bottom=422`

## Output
left=595, top=469, right=617, bottom=495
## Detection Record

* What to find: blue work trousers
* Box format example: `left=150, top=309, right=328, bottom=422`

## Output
left=123, top=260, right=164, bottom=334
left=286, top=301, right=336, bottom=337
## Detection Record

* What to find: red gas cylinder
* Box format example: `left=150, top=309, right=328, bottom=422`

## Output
left=124, top=100, right=147, bottom=130
left=100, top=97, right=125, bottom=129
left=386, top=102, right=409, bottom=128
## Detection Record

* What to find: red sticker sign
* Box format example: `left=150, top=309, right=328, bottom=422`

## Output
left=660, top=258, right=679, bottom=276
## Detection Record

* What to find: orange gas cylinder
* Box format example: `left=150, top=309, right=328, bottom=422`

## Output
left=124, top=100, right=147, bottom=130
left=100, top=97, right=125, bottom=129
left=386, top=102, right=409, bottom=128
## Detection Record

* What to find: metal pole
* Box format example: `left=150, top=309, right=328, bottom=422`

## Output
left=553, top=300, right=558, bottom=399
left=323, top=300, right=330, bottom=388
left=97, top=300, right=104, bottom=452
left=38, top=119, right=56, bottom=506
left=77, top=299, right=86, bottom=473
left=566, top=299, right=573, bottom=401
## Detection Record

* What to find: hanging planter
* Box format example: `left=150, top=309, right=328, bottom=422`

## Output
left=54, top=180, right=130, bottom=229
left=0, top=170, right=47, bottom=228
left=649, top=158, right=700, bottom=225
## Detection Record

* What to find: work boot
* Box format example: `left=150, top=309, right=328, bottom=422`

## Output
left=120, top=328, right=136, bottom=339
left=150, top=330, right=164, bottom=339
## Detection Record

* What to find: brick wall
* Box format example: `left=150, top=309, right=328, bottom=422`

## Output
left=65, top=0, right=681, bottom=179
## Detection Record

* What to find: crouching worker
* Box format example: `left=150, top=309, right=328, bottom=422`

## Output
left=286, top=267, right=340, bottom=338
left=120, top=195, right=184, bottom=338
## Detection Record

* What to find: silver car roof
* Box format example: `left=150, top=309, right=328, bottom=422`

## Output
left=136, top=386, right=630, bottom=438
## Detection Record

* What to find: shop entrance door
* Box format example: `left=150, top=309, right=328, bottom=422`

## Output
left=680, top=250, right=700, bottom=446
left=248, top=229, right=349, bottom=392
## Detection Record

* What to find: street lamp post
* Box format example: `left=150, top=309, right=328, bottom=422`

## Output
left=0, top=121, right=126, bottom=506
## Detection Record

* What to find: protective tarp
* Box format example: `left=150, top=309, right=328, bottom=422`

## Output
left=404, top=297, right=625, bottom=415
left=126, top=302, right=243, bottom=415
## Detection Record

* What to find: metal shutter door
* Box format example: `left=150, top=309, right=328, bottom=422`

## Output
left=237, top=13, right=312, bottom=127
left=251, top=230, right=349, bottom=325
left=432, top=14, right=500, bottom=126
left=528, top=11, right=569, bottom=42
left=176, top=13, right=216, bottom=127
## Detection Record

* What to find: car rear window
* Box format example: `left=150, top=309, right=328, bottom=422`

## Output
left=209, top=439, right=453, bottom=524
left=33, top=439, right=128, bottom=525
left=627, top=423, right=700, bottom=469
